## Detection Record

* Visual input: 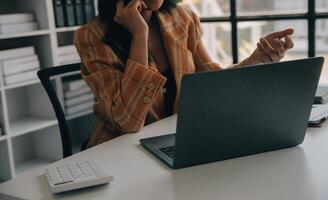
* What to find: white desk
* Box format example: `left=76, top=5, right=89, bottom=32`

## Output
left=0, top=115, right=328, bottom=200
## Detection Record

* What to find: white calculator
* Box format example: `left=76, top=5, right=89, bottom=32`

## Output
left=44, top=160, right=113, bottom=194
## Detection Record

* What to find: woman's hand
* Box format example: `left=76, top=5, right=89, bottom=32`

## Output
left=114, top=0, right=148, bottom=36
left=243, top=28, right=294, bottom=66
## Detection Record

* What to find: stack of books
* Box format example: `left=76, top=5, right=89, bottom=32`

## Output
left=0, top=13, right=38, bottom=34
left=0, top=46, right=40, bottom=86
left=57, top=45, right=80, bottom=65
left=309, top=85, right=328, bottom=127
left=53, top=0, right=96, bottom=27
left=63, top=79, right=94, bottom=116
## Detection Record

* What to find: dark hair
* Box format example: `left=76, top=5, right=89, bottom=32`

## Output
left=98, top=0, right=177, bottom=64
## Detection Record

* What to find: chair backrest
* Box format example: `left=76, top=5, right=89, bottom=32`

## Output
left=37, top=63, right=81, bottom=158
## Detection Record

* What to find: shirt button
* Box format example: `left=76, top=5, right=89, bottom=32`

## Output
left=143, top=96, right=151, bottom=104
left=147, top=82, right=155, bottom=90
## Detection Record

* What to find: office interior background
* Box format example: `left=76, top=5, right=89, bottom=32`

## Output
left=0, top=0, right=327, bottom=183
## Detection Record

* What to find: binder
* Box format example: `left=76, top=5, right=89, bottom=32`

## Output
left=74, top=0, right=85, bottom=25
left=64, top=0, right=76, bottom=26
left=83, top=0, right=95, bottom=22
left=53, top=0, right=65, bottom=27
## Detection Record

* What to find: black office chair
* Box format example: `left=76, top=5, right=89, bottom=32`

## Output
left=38, top=63, right=87, bottom=158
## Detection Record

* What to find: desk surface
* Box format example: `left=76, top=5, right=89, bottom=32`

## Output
left=0, top=115, right=328, bottom=200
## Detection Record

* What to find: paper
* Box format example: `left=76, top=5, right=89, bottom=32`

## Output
left=309, top=104, right=328, bottom=122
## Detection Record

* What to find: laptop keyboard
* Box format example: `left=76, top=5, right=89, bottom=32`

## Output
left=159, top=146, right=175, bottom=158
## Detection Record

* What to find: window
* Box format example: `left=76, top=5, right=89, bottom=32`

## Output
left=180, top=0, right=328, bottom=83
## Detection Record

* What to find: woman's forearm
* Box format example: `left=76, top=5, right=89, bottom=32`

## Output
left=129, top=32, right=149, bottom=67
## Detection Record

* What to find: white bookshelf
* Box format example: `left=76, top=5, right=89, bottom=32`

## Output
left=0, top=0, right=98, bottom=182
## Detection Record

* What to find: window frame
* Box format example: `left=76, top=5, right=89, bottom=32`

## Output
left=199, top=0, right=327, bottom=63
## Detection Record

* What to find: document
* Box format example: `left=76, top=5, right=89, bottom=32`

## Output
left=309, top=104, right=328, bottom=123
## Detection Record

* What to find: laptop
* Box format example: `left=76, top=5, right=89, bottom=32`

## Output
left=140, top=57, right=324, bottom=169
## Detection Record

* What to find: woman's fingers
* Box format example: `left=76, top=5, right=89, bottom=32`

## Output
left=114, top=0, right=148, bottom=35
left=125, top=0, right=147, bottom=13
left=116, top=0, right=124, bottom=13
left=140, top=1, right=147, bottom=11
left=127, top=0, right=142, bottom=9
left=266, top=28, right=294, bottom=40
left=284, top=35, right=294, bottom=49
left=271, top=38, right=285, bottom=59
left=257, top=42, right=273, bottom=63
left=259, top=38, right=280, bottom=62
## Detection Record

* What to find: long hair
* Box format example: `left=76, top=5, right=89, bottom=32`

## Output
left=98, top=0, right=177, bottom=64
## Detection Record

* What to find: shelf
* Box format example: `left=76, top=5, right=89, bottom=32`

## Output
left=15, top=158, right=53, bottom=176
left=10, top=117, right=57, bottom=137
left=66, top=109, right=94, bottom=120
left=3, top=79, right=41, bottom=90
left=0, top=30, right=50, bottom=40
left=0, top=0, right=98, bottom=182
left=0, top=140, right=12, bottom=182
left=55, top=26, right=81, bottom=33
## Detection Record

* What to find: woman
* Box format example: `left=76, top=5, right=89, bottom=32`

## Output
left=74, top=0, right=294, bottom=148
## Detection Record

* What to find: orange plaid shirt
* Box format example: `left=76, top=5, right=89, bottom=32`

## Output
left=74, top=6, right=221, bottom=147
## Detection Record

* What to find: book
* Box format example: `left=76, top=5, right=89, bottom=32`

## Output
left=65, top=92, right=94, bottom=107
left=57, top=45, right=78, bottom=56
left=53, top=0, right=66, bottom=27
left=0, top=55, right=40, bottom=75
left=4, top=69, right=39, bottom=85
left=66, top=100, right=94, bottom=115
left=0, top=46, right=35, bottom=61
left=309, top=104, right=328, bottom=127
left=63, top=79, right=86, bottom=91
left=58, top=53, right=80, bottom=65
left=314, top=85, right=328, bottom=104
left=64, top=85, right=91, bottom=99
left=0, top=13, right=34, bottom=24
left=74, top=0, right=86, bottom=25
left=2, top=55, right=38, bottom=67
left=59, top=59, right=80, bottom=65
left=83, top=0, right=95, bottom=22
left=2, top=60, right=40, bottom=76
left=64, top=0, right=76, bottom=26
left=0, top=22, right=38, bottom=34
